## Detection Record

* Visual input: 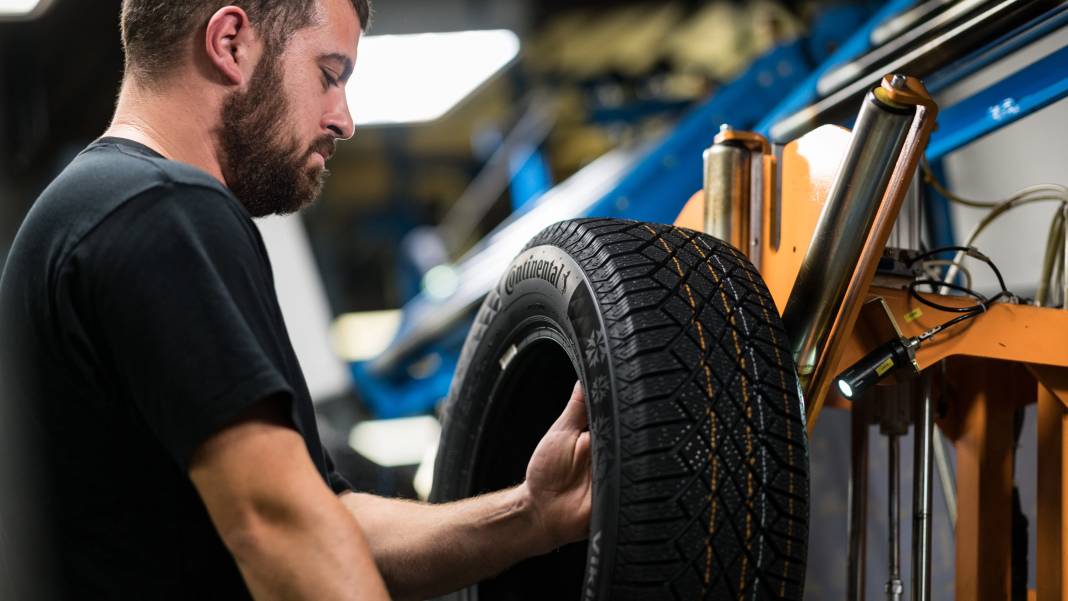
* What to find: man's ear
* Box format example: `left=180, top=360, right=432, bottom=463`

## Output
left=204, top=6, right=257, bottom=86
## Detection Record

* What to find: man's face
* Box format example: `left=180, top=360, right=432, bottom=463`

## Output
left=218, top=0, right=359, bottom=217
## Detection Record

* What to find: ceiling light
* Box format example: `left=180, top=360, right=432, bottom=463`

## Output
left=347, top=29, right=520, bottom=126
left=0, top=0, right=53, bottom=19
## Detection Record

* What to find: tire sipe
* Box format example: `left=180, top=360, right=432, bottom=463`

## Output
left=432, top=218, right=809, bottom=600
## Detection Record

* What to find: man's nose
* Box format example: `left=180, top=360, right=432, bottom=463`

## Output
left=324, top=92, right=355, bottom=140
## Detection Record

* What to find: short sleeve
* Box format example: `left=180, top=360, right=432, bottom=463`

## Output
left=325, top=451, right=353, bottom=494
left=66, top=184, right=294, bottom=469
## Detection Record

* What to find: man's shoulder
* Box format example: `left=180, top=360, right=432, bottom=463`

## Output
left=25, top=139, right=253, bottom=260
left=75, top=138, right=237, bottom=210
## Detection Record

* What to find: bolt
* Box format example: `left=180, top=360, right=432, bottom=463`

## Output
left=890, top=74, right=908, bottom=89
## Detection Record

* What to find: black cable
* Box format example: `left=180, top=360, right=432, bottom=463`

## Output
left=908, top=279, right=987, bottom=312
left=907, top=245, right=974, bottom=265
left=913, top=292, right=1012, bottom=342
left=906, top=245, right=1015, bottom=343
left=916, top=312, right=980, bottom=342
left=908, top=245, right=1010, bottom=293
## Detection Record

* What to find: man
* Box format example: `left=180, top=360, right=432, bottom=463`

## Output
left=0, top=1, right=592, bottom=599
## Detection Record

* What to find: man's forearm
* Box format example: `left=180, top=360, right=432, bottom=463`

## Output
left=340, top=486, right=553, bottom=601
left=225, top=492, right=389, bottom=601
left=189, top=401, right=390, bottom=601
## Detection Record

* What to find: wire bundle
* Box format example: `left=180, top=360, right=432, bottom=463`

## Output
left=907, top=246, right=1013, bottom=342
left=921, top=161, right=1068, bottom=308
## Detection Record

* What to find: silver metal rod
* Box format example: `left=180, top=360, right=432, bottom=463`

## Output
left=748, top=151, right=764, bottom=267
left=848, top=400, right=869, bottom=601
left=933, top=426, right=957, bottom=529
left=818, top=0, right=990, bottom=96
left=886, top=433, right=903, bottom=601
left=870, top=0, right=962, bottom=47
left=912, top=376, right=935, bottom=601
left=782, top=92, right=913, bottom=378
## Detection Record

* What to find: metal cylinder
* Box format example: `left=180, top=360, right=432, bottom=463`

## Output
left=912, top=375, right=935, bottom=601
left=782, top=91, right=914, bottom=377
left=886, top=432, right=903, bottom=601
left=703, top=143, right=750, bottom=250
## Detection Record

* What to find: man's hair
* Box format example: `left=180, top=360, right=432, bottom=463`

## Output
left=121, top=0, right=372, bottom=84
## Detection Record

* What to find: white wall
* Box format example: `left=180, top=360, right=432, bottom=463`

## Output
left=256, top=215, right=353, bottom=404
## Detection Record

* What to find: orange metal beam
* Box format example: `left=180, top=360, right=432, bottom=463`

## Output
left=1033, top=365, right=1068, bottom=601
left=939, top=359, right=1033, bottom=601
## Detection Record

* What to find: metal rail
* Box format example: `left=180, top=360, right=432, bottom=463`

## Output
left=911, top=375, right=935, bottom=601
left=818, top=0, right=995, bottom=97
left=770, top=0, right=1059, bottom=143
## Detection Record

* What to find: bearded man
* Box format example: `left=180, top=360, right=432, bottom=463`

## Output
left=0, top=1, right=592, bottom=599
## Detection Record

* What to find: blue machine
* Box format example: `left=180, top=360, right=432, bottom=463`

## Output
left=352, top=0, right=1068, bottom=418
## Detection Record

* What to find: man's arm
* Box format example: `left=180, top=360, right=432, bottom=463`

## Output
left=188, top=399, right=390, bottom=601
left=342, top=382, right=592, bottom=601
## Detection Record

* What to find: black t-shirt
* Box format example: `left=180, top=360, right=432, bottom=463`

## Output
left=0, top=137, right=351, bottom=599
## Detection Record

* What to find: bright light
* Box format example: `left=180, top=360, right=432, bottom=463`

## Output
left=423, top=264, right=460, bottom=301
left=348, top=415, right=441, bottom=468
left=331, top=310, right=402, bottom=362
left=837, top=379, right=853, bottom=399
left=348, top=30, right=520, bottom=126
left=0, top=0, right=50, bottom=17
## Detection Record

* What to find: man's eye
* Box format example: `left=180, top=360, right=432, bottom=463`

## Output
left=320, top=68, right=339, bottom=88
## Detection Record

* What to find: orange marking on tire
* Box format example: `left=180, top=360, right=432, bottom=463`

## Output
left=682, top=233, right=754, bottom=600
left=642, top=225, right=718, bottom=588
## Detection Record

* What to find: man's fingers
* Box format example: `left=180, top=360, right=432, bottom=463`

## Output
left=570, top=380, right=584, bottom=402
left=552, top=380, right=588, bottom=432
left=574, top=430, right=592, bottom=468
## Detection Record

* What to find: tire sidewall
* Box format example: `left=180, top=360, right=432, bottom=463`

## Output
left=433, top=244, right=619, bottom=601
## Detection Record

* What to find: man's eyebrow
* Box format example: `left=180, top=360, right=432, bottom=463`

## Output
left=319, top=53, right=354, bottom=80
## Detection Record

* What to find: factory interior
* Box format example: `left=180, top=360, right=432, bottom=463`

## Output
left=1, top=0, right=1067, bottom=599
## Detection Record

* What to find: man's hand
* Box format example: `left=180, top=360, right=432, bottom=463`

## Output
left=522, top=381, right=592, bottom=551
left=337, top=382, right=593, bottom=600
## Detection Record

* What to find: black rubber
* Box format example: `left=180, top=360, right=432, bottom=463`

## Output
left=432, top=218, right=809, bottom=600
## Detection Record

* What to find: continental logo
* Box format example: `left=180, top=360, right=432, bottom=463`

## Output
left=504, top=255, right=572, bottom=295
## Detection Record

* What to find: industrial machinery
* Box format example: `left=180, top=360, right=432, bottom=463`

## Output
left=678, top=69, right=1068, bottom=599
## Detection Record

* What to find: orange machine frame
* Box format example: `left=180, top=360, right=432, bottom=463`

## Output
left=675, top=124, right=1068, bottom=600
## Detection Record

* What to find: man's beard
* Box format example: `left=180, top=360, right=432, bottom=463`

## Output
left=217, top=49, right=334, bottom=217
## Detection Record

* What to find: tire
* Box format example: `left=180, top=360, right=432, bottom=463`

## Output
left=432, top=218, right=809, bottom=600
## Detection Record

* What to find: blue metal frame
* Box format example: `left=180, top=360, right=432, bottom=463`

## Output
left=927, top=42, right=1068, bottom=160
